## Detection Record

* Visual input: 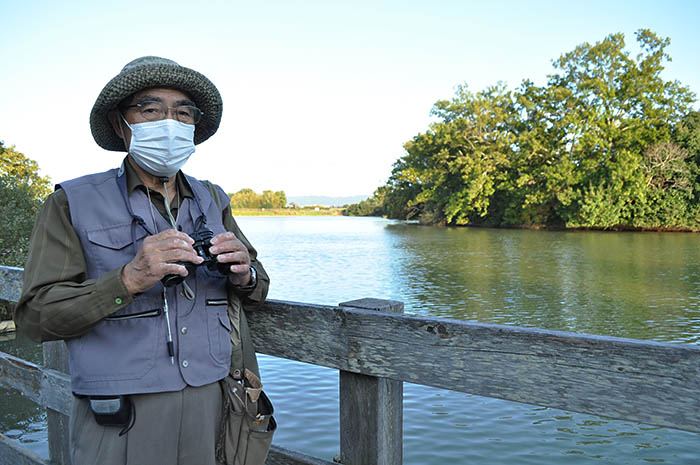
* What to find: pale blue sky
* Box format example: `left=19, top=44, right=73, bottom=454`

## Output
left=1, top=0, right=698, bottom=197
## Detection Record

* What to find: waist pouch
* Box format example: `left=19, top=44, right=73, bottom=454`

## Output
left=215, top=369, right=276, bottom=465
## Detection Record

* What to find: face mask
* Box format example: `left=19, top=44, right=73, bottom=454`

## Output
left=123, top=117, right=196, bottom=177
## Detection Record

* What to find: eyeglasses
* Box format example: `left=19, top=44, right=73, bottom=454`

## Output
left=126, top=101, right=203, bottom=125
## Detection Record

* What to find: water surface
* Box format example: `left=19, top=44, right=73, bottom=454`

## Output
left=2, top=217, right=699, bottom=463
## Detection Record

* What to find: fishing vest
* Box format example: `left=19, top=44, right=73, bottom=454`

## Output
left=60, top=165, right=232, bottom=396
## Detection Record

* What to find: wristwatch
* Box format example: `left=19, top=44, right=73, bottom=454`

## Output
left=235, top=266, right=257, bottom=291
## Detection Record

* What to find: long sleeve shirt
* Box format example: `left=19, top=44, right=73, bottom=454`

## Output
left=14, top=160, right=269, bottom=342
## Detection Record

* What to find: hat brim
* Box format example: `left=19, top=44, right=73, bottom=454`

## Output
left=90, top=62, right=222, bottom=151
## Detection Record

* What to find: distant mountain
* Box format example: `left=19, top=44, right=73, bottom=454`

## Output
left=287, top=195, right=370, bottom=207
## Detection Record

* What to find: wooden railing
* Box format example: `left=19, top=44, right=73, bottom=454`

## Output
left=1, top=264, right=699, bottom=465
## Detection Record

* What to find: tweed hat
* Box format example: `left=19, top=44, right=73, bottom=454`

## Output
left=90, top=56, right=223, bottom=151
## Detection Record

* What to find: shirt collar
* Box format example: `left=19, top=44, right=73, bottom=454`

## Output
left=123, top=157, right=194, bottom=199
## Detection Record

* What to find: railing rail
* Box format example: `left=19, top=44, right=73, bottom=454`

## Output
left=1, top=265, right=699, bottom=465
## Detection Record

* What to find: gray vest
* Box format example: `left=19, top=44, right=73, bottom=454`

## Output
left=60, top=166, right=232, bottom=396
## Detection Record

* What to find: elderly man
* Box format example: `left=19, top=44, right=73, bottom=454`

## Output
left=15, top=56, right=270, bottom=465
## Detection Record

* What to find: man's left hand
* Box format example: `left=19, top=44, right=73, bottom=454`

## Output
left=209, top=232, right=252, bottom=286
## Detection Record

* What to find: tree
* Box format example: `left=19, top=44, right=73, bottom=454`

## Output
left=379, top=30, right=698, bottom=229
left=0, top=141, right=52, bottom=201
left=342, top=188, right=385, bottom=217
left=673, top=111, right=700, bottom=167
left=539, top=29, right=695, bottom=227
left=229, top=188, right=287, bottom=209
left=383, top=84, right=517, bottom=224
left=0, top=141, right=51, bottom=267
left=260, top=190, right=287, bottom=209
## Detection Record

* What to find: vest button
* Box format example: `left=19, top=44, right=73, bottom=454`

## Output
left=182, top=360, right=189, bottom=368
left=181, top=327, right=188, bottom=335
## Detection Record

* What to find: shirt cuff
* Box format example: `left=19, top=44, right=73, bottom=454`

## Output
left=98, top=266, right=134, bottom=311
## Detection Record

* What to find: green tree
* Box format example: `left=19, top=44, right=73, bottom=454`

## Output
left=380, top=29, right=698, bottom=229
left=384, top=84, right=517, bottom=224
left=0, top=141, right=51, bottom=267
left=230, top=188, right=261, bottom=208
left=673, top=111, right=700, bottom=168
left=0, top=141, right=52, bottom=201
left=260, top=190, right=287, bottom=209
left=230, top=188, right=287, bottom=209
left=342, top=188, right=385, bottom=217
left=539, top=29, right=695, bottom=227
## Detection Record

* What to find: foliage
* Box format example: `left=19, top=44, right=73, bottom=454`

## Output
left=229, top=188, right=287, bottom=209
left=0, top=142, right=50, bottom=267
left=376, top=30, right=698, bottom=229
left=0, top=142, right=52, bottom=201
left=342, top=187, right=385, bottom=216
left=232, top=206, right=342, bottom=217
left=673, top=111, right=700, bottom=166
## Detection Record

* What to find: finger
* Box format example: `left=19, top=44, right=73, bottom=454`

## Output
left=210, top=231, right=237, bottom=243
left=152, top=228, right=195, bottom=245
left=209, top=238, right=246, bottom=255
left=215, top=250, right=250, bottom=265
left=226, top=263, right=251, bottom=275
left=160, top=248, right=203, bottom=265
left=161, top=262, right=191, bottom=277
left=149, top=236, right=200, bottom=257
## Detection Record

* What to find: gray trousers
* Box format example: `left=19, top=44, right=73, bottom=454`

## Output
left=69, top=382, right=222, bottom=465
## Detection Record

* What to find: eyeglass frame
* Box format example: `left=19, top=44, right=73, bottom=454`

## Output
left=122, top=100, right=204, bottom=125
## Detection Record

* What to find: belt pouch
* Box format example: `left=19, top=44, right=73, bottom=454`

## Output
left=216, top=371, right=276, bottom=465
left=88, top=395, right=132, bottom=427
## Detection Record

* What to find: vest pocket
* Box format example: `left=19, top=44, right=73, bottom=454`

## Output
left=85, top=223, right=149, bottom=274
left=86, top=222, right=148, bottom=249
left=70, top=313, right=160, bottom=384
left=208, top=308, right=233, bottom=364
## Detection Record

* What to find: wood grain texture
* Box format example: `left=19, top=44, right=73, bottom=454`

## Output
left=247, top=299, right=700, bottom=432
left=0, top=351, right=72, bottom=416
left=266, top=445, right=337, bottom=465
left=339, top=299, right=403, bottom=465
left=0, top=432, right=48, bottom=465
left=0, top=265, right=23, bottom=303
left=44, top=342, right=71, bottom=465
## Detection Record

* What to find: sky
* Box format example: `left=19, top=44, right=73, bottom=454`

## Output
left=1, top=0, right=699, bottom=198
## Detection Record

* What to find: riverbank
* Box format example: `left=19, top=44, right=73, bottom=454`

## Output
left=347, top=214, right=700, bottom=232
left=232, top=207, right=343, bottom=216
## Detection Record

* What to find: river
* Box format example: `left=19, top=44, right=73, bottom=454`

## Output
left=2, top=216, right=699, bottom=463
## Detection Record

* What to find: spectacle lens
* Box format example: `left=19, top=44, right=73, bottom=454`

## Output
left=129, top=102, right=202, bottom=124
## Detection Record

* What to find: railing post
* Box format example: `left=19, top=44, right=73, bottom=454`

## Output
left=43, top=341, right=71, bottom=465
left=337, top=298, right=403, bottom=465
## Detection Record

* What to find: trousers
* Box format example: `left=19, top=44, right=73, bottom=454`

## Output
left=69, top=382, right=222, bottom=465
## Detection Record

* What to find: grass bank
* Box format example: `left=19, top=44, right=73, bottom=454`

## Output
left=231, top=207, right=344, bottom=216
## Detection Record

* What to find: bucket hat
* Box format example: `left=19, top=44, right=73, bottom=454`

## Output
left=90, top=56, right=223, bottom=151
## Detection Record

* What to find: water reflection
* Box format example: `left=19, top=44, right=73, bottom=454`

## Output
left=383, top=224, right=700, bottom=343
left=0, top=332, right=48, bottom=459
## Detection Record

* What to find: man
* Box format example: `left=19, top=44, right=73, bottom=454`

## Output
left=14, top=56, right=269, bottom=465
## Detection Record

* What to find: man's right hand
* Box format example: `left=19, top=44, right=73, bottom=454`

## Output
left=121, top=229, right=204, bottom=295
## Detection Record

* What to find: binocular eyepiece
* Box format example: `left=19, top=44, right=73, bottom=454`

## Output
left=161, top=228, right=232, bottom=287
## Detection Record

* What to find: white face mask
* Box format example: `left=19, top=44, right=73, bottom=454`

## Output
left=123, top=118, right=196, bottom=177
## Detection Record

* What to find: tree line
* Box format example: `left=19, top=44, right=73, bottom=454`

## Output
left=345, top=30, right=700, bottom=229
left=229, top=188, right=287, bottom=209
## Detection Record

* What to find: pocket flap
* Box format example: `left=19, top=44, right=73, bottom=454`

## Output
left=218, top=311, right=232, bottom=332
left=87, top=223, right=148, bottom=250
